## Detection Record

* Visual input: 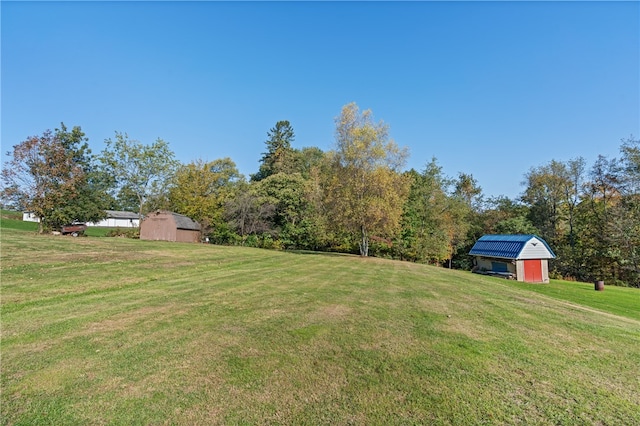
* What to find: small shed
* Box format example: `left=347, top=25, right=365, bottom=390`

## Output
left=88, top=210, right=140, bottom=228
left=469, top=234, right=556, bottom=283
left=139, top=211, right=201, bottom=243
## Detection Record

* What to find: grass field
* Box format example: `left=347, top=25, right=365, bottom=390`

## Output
left=1, top=226, right=639, bottom=425
left=0, top=213, right=121, bottom=237
left=0, top=217, right=39, bottom=232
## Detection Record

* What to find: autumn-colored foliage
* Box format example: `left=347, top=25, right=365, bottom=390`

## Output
left=1, top=125, right=106, bottom=232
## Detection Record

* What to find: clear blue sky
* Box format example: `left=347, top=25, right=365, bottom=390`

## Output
left=2, top=1, right=638, bottom=199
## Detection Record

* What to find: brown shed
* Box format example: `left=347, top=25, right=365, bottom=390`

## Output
left=140, top=211, right=201, bottom=243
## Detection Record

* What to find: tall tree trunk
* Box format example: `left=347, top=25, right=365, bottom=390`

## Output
left=359, top=225, right=369, bottom=257
left=138, top=194, right=144, bottom=223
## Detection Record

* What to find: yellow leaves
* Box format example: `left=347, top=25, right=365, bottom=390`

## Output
left=334, top=102, right=407, bottom=172
left=168, top=158, right=241, bottom=225
left=327, top=103, right=411, bottom=251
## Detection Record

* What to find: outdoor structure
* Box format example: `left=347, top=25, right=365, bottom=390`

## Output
left=139, top=210, right=201, bottom=243
left=87, top=210, right=140, bottom=228
left=23, top=210, right=139, bottom=227
left=469, top=234, right=556, bottom=283
left=22, top=211, right=39, bottom=222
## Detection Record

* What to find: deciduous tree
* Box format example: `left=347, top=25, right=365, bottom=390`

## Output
left=620, top=135, right=640, bottom=195
left=522, top=160, right=570, bottom=245
left=168, top=158, right=241, bottom=233
left=325, top=103, right=410, bottom=256
left=399, top=159, right=473, bottom=266
left=224, top=182, right=276, bottom=244
left=100, top=132, right=179, bottom=218
left=1, top=124, right=108, bottom=232
left=254, top=171, right=329, bottom=249
left=398, top=165, right=450, bottom=263
left=607, top=137, right=640, bottom=285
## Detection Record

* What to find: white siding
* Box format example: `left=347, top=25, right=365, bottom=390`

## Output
left=516, top=261, right=525, bottom=282
left=22, top=211, right=138, bottom=227
left=22, top=212, right=40, bottom=222
left=87, top=218, right=139, bottom=228
left=518, top=237, right=554, bottom=259
left=541, top=259, right=550, bottom=283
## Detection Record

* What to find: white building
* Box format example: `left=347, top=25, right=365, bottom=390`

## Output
left=88, top=210, right=140, bottom=228
left=23, top=210, right=140, bottom=228
left=22, top=211, right=40, bottom=222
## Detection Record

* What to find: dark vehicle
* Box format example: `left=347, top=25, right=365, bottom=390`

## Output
left=61, top=223, right=87, bottom=237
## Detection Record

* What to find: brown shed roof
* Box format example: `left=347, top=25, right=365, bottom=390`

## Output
left=171, top=212, right=201, bottom=231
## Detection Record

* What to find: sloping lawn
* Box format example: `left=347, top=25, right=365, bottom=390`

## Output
left=1, top=227, right=638, bottom=425
left=0, top=217, right=39, bottom=232
left=511, top=278, right=640, bottom=321
left=0, top=212, right=124, bottom=237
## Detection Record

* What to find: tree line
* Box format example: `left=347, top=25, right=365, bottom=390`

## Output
left=2, top=102, right=638, bottom=287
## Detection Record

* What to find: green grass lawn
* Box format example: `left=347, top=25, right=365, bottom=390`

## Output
left=0, top=217, right=39, bottom=232
left=1, top=227, right=639, bottom=425
left=0, top=211, right=123, bottom=237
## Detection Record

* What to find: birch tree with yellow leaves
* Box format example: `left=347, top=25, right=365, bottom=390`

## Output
left=325, top=102, right=410, bottom=256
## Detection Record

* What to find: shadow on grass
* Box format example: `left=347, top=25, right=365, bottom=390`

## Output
left=288, top=249, right=359, bottom=258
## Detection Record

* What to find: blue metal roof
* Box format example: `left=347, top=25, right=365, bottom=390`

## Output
left=469, top=234, right=556, bottom=259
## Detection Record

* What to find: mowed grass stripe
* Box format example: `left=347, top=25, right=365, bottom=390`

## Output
left=1, top=229, right=639, bottom=425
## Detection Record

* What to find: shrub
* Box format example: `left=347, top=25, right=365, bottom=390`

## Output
left=105, top=227, right=139, bottom=239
